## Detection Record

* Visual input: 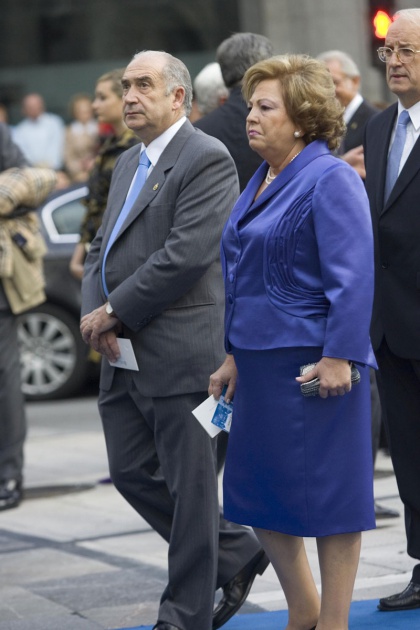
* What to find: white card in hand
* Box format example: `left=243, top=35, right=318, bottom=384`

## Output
left=108, top=338, right=139, bottom=371
left=192, top=395, right=222, bottom=438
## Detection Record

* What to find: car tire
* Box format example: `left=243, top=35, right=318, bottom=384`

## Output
left=17, top=302, right=89, bottom=401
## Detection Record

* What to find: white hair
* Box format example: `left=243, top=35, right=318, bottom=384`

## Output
left=317, top=50, right=360, bottom=78
left=193, top=62, right=229, bottom=116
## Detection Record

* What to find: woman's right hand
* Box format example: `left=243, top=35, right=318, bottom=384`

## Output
left=208, top=354, right=237, bottom=403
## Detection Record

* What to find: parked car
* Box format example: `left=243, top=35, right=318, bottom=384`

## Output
left=17, top=184, right=99, bottom=401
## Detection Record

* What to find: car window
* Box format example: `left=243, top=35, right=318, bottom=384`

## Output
left=41, top=186, right=88, bottom=243
left=52, top=200, right=85, bottom=235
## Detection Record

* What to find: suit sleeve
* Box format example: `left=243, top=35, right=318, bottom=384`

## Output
left=107, top=139, right=239, bottom=332
left=312, top=162, right=375, bottom=364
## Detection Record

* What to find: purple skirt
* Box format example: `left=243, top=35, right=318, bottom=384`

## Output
left=223, top=346, right=376, bottom=537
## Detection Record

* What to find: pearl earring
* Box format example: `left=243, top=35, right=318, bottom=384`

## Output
left=294, top=131, right=301, bottom=138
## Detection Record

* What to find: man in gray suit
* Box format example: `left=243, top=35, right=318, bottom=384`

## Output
left=80, top=51, right=268, bottom=630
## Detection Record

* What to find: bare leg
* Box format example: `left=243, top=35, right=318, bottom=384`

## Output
left=254, top=527, right=320, bottom=630
left=316, top=532, right=361, bottom=630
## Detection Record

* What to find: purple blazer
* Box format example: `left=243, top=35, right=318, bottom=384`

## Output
left=222, top=140, right=377, bottom=367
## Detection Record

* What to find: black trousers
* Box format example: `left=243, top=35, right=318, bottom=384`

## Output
left=376, top=339, right=420, bottom=560
left=0, top=309, right=26, bottom=483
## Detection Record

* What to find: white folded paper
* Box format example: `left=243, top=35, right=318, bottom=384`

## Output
left=108, top=338, right=139, bottom=371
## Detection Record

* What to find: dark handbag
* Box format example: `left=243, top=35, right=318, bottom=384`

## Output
left=299, top=362, right=361, bottom=397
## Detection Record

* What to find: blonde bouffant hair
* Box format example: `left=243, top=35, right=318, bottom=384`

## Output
left=242, top=54, right=346, bottom=151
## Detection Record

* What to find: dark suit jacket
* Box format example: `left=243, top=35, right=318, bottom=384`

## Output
left=340, top=99, right=379, bottom=153
left=82, top=120, right=239, bottom=397
left=194, top=85, right=263, bottom=191
left=364, top=103, right=420, bottom=359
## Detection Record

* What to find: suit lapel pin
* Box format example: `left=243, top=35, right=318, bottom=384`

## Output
left=153, top=183, right=159, bottom=190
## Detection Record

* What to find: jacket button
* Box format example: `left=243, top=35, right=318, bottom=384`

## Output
left=228, top=294, right=234, bottom=304
left=381, top=262, right=388, bottom=269
left=229, top=273, right=234, bottom=283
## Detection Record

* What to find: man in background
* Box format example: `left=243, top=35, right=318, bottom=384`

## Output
left=194, top=32, right=274, bottom=191
left=0, top=123, right=28, bottom=512
left=189, top=62, right=229, bottom=122
left=318, top=49, right=379, bottom=178
left=13, top=93, right=65, bottom=171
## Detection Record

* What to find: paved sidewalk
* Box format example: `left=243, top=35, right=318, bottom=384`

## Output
left=0, top=396, right=415, bottom=630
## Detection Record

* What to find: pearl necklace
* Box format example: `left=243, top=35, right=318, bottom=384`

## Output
left=265, top=151, right=302, bottom=185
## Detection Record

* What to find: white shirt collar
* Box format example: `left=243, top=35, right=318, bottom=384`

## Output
left=140, top=116, right=187, bottom=167
left=398, top=100, right=420, bottom=132
left=343, top=93, right=363, bottom=124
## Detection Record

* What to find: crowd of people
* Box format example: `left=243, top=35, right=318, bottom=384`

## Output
left=2, top=6, right=420, bottom=630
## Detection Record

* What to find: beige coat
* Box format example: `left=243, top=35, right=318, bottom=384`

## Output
left=0, top=167, right=57, bottom=313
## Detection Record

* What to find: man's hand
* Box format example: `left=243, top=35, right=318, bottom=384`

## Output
left=208, top=354, right=237, bottom=403
left=93, top=329, right=121, bottom=363
left=341, top=145, right=366, bottom=179
left=80, top=305, right=121, bottom=361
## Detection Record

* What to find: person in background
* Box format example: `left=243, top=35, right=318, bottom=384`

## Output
left=69, top=69, right=138, bottom=281
left=80, top=50, right=268, bottom=630
left=317, top=49, right=380, bottom=179
left=0, top=124, right=56, bottom=511
left=210, top=54, right=377, bottom=630
left=0, top=123, right=28, bottom=512
left=64, top=93, right=98, bottom=183
left=189, top=62, right=229, bottom=122
left=364, top=7, right=420, bottom=613
left=0, top=103, right=9, bottom=125
left=194, top=32, right=274, bottom=191
left=12, top=93, right=65, bottom=171
left=318, top=48, right=398, bottom=521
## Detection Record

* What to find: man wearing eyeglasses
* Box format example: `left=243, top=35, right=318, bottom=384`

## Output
left=364, top=8, right=420, bottom=613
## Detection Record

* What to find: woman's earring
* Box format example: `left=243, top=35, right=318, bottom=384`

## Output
left=294, top=131, right=301, bottom=138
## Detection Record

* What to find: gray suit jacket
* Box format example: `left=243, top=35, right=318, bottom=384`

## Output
left=82, top=119, right=239, bottom=397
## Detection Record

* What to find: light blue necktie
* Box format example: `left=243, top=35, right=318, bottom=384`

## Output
left=385, top=110, right=410, bottom=201
left=101, top=150, right=151, bottom=296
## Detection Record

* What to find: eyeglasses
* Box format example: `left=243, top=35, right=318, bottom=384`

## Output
left=377, top=46, right=420, bottom=63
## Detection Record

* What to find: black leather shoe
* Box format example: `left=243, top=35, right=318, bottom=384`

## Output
left=374, top=501, right=400, bottom=519
left=0, top=479, right=22, bottom=512
left=152, top=623, right=181, bottom=630
left=212, top=549, right=270, bottom=629
left=378, top=581, right=420, bottom=611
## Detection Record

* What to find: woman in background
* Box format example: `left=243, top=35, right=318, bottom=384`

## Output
left=69, top=69, right=138, bottom=280
left=209, top=54, right=377, bottom=630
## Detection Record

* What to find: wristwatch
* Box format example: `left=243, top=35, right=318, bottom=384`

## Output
left=105, top=302, right=114, bottom=316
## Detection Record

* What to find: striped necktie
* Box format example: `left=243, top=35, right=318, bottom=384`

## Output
left=101, top=150, right=151, bottom=296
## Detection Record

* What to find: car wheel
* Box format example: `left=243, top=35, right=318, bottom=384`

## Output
left=17, top=303, right=89, bottom=401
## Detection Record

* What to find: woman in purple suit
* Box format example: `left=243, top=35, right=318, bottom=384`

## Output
left=209, top=54, right=376, bottom=630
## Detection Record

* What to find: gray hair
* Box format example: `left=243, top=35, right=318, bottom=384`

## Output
left=394, top=8, right=420, bottom=29
left=193, top=62, right=229, bottom=115
left=132, top=50, right=193, bottom=117
left=216, top=32, right=274, bottom=88
left=317, top=50, right=360, bottom=78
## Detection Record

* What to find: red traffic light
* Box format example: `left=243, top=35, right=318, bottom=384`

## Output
left=373, top=9, right=393, bottom=38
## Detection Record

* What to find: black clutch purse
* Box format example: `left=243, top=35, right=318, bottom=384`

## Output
left=299, top=362, right=361, bottom=397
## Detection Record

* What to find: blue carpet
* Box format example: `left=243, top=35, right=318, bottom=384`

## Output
left=117, top=599, right=420, bottom=629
